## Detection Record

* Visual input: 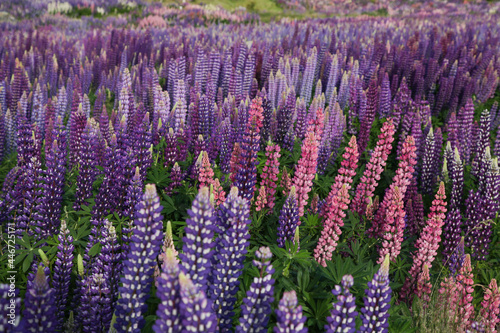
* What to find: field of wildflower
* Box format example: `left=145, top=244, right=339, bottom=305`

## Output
left=0, top=0, right=500, bottom=332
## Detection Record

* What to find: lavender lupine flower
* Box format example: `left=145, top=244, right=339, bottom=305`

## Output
left=357, top=79, right=378, bottom=155
left=74, top=119, right=99, bottom=210
left=236, top=247, right=275, bottom=333
left=154, top=249, right=182, bottom=333
left=123, top=166, right=143, bottom=219
left=448, top=237, right=465, bottom=276
left=23, top=265, right=57, bottom=332
left=325, top=275, right=358, bottom=333
left=212, top=187, right=251, bottom=331
left=179, top=187, right=216, bottom=294
left=274, top=290, right=307, bottom=333
left=277, top=186, right=300, bottom=248
left=52, top=221, right=74, bottom=330
left=179, top=273, right=217, bottom=333
left=1, top=283, right=21, bottom=331
left=79, top=270, right=112, bottom=333
left=96, top=221, right=122, bottom=308
left=114, top=184, right=164, bottom=333
left=359, top=254, right=391, bottom=333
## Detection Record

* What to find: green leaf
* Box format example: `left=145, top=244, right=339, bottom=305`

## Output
left=88, top=243, right=102, bottom=257
left=23, top=252, right=34, bottom=272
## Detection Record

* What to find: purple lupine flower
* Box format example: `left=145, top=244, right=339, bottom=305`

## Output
left=212, top=187, right=251, bottom=331
left=359, top=254, right=391, bottom=333
left=325, top=275, right=358, bottom=333
left=179, top=187, right=216, bottom=294
left=33, top=139, right=66, bottom=239
left=164, top=127, right=178, bottom=168
left=166, top=162, right=182, bottom=196
left=22, top=265, right=57, bottom=332
left=448, top=237, right=465, bottom=276
left=0, top=110, right=4, bottom=162
left=74, top=119, right=99, bottom=210
left=123, top=166, right=143, bottom=220
left=379, top=73, right=391, bottom=117
left=68, top=104, right=86, bottom=168
left=236, top=246, right=275, bottom=333
left=1, top=283, right=21, bottom=331
left=277, top=186, right=300, bottom=248
left=132, top=112, right=152, bottom=182
left=274, top=290, right=307, bottom=333
left=154, top=249, right=182, bottom=333
left=179, top=272, right=217, bottom=333
left=52, top=220, right=74, bottom=330
left=472, top=108, right=491, bottom=184
left=79, top=271, right=112, bottom=333
left=442, top=207, right=463, bottom=266
left=114, top=184, right=164, bottom=332
left=420, top=127, right=436, bottom=194
left=458, top=99, right=474, bottom=162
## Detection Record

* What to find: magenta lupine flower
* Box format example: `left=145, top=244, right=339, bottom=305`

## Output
left=314, top=136, right=359, bottom=267
left=325, top=275, right=358, bottom=333
left=154, top=248, right=182, bottom=333
left=236, top=247, right=275, bottom=333
left=368, top=135, right=417, bottom=239
left=457, top=254, right=475, bottom=332
left=274, top=290, right=307, bottom=333
left=292, top=131, right=320, bottom=217
left=255, top=186, right=267, bottom=212
left=258, top=141, right=281, bottom=212
left=400, top=182, right=447, bottom=302
left=351, top=118, right=395, bottom=216
left=480, top=279, right=500, bottom=332
left=359, top=254, right=391, bottom=333
left=211, top=179, right=226, bottom=208
left=234, top=97, right=264, bottom=201
left=377, top=185, right=405, bottom=264
left=229, top=142, right=242, bottom=183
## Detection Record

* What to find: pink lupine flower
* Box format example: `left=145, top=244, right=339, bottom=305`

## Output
left=292, top=131, right=320, bottom=217
left=416, top=264, right=432, bottom=309
left=255, top=186, right=267, bottom=212
left=377, top=185, right=405, bottom=264
left=258, top=142, right=281, bottom=212
left=456, top=254, right=474, bottom=332
left=480, top=279, right=500, bottom=332
left=229, top=142, right=242, bottom=183
left=368, top=135, right=417, bottom=238
left=198, top=151, right=214, bottom=189
left=400, top=182, right=447, bottom=302
left=281, top=166, right=291, bottom=195
left=314, top=136, right=359, bottom=267
left=438, top=276, right=460, bottom=324
left=211, top=179, right=226, bottom=207
left=351, top=118, right=395, bottom=216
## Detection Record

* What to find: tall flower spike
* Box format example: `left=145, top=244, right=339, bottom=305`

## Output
left=237, top=247, right=275, bottom=333
left=259, top=141, right=281, bottom=212
left=277, top=186, right=300, bottom=248
left=22, top=265, right=57, bottom=332
left=53, top=220, right=74, bottom=330
left=179, top=187, right=216, bottom=294
left=351, top=118, right=395, bottom=216
left=416, top=265, right=432, bottom=308
left=377, top=185, right=406, bottom=264
left=456, top=254, right=474, bottom=332
left=325, top=275, right=358, bottom=333
left=154, top=249, right=182, bottom=333
left=114, top=184, right=164, bottom=333
left=234, top=97, right=264, bottom=200
left=480, top=279, right=500, bottom=332
left=400, top=182, right=447, bottom=302
left=198, top=151, right=215, bottom=189
left=359, top=254, right=391, bottom=333
left=179, top=272, right=217, bottom=333
left=212, top=187, right=251, bottom=331
left=314, top=136, right=359, bottom=267
left=274, top=290, right=307, bottom=333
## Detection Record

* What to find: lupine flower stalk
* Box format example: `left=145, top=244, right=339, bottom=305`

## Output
left=154, top=248, right=182, bottom=333
left=198, top=151, right=215, bottom=188
left=416, top=265, right=432, bottom=308
left=314, top=136, right=359, bottom=267
left=351, top=118, right=395, bottom=216
left=236, top=247, right=275, bottom=333
left=212, top=187, right=251, bottom=331
left=234, top=97, right=264, bottom=200
left=179, top=187, right=216, bottom=294
left=456, top=254, right=475, bottom=332
left=114, top=184, right=164, bottom=333
left=258, top=141, right=281, bottom=212
left=359, top=254, right=391, bottom=333
left=325, top=275, right=357, bottom=333
left=400, top=182, right=447, bottom=302
left=53, top=221, right=74, bottom=330
left=377, top=185, right=405, bottom=264
left=479, top=279, right=500, bottom=332
left=274, top=290, right=307, bottom=333
left=277, top=186, right=300, bottom=248
left=22, top=265, right=57, bottom=332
